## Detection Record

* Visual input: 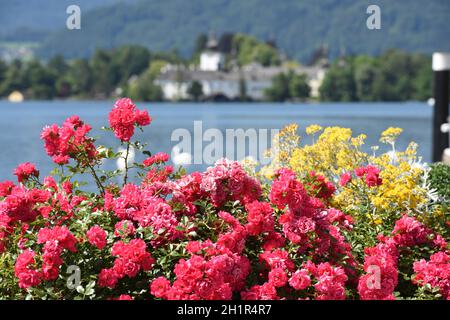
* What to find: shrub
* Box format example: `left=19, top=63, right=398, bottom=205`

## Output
left=429, top=163, right=450, bottom=200
left=0, top=98, right=448, bottom=300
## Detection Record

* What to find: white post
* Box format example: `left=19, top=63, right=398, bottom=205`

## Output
left=432, top=53, right=450, bottom=162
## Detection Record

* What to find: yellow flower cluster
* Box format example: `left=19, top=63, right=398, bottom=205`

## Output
left=305, top=124, right=323, bottom=136
left=380, top=127, right=403, bottom=145
left=289, top=126, right=367, bottom=176
left=369, top=153, right=427, bottom=213
left=260, top=124, right=300, bottom=179
left=262, top=124, right=430, bottom=225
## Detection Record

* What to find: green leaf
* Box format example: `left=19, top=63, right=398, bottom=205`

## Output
left=76, top=285, right=85, bottom=294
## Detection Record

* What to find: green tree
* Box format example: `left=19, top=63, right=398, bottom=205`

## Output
left=127, top=70, right=163, bottom=102
left=24, top=59, right=56, bottom=99
left=374, top=50, right=414, bottom=101
left=47, top=55, right=69, bottom=75
left=411, top=55, right=432, bottom=101
left=320, top=50, right=432, bottom=102
left=47, top=55, right=71, bottom=97
left=239, top=77, right=248, bottom=101
left=148, top=60, right=168, bottom=79
left=264, top=72, right=290, bottom=101
left=0, top=59, right=8, bottom=85
left=289, top=73, right=310, bottom=100
left=253, top=43, right=281, bottom=67
left=0, top=60, right=26, bottom=97
left=67, top=59, right=93, bottom=97
left=111, top=45, right=150, bottom=84
left=91, top=49, right=118, bottom=97
left=319, top=59, right=356, bottom=101
left=233, top=33, right=280, bottom=67
left=354, top=61, right=378, bottom=101
left=187, top=81, right=203, bottom=101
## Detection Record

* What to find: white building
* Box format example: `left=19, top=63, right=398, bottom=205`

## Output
left=199, top=33, right=225, bottom=71
left=156, top=63, right=326, bottom=101
left=155, top=33, right=327, bottom=101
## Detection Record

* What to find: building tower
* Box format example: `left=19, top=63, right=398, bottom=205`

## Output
left=200, top=32, right=224, bottom=71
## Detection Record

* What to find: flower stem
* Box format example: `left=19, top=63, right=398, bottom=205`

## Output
left=88, top=163, right=105, bottom=195
left=123, top=142, right=130, bottom=187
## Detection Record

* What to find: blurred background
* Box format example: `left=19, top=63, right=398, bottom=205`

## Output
left=0, top=0, right=449, bottom=181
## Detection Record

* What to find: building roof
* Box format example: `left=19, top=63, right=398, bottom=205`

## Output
left=206, top=32, right=219, bottom=50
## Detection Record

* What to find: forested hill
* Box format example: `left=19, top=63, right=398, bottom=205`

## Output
left=2, top=0, right=450, bottom=62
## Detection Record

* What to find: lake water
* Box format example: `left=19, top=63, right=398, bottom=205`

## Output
left=0, top=100, right=432, bottom=183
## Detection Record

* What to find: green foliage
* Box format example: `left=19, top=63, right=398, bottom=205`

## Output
left=319, top=59, right=356, bottom=102
left=265, top=71, right=310, bottom=102
left=0, top=60, right=26, bottom=96
left=239, top=77, right=249, bottom=101
left=289, top=73, right=310, bottom=100
left=0, top=44, right=434, bottom=102
left=428, top=163, right=450, bottom=200
left=0, top=45, right=176, bottom=100
left=233, top=34, right=280, bottom=67
left=111, top=45, right=150, bottom=85
left=125, top=60, right=165, bottom=102
left=126, top=73, right=163, bottom=102
left=23, top=59, right=56, bottom=99
left=264, top=73, right=290, bottom=102
left=187, top=81, right=203, bottom=101
left=66, top=59, right=93, bottom=97
left=91, top=49, right=117, bottom=97
left=319, top=50, right=432, bottom=102
left=0, top=59, right=6, bottom=84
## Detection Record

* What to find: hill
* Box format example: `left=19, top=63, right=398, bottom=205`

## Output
left=2, top=0, right=450, bottom=62
left=0, top=0, right=134, bottom=34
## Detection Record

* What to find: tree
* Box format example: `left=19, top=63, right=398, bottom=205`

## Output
left=319, top=50, right=432, bottom=102
left=128, top=80, right=163, bottom=102
left=0, top=59, right=7, bottom=93
left=47, top=55, right=69, bottom=75
left=127, top=68, right=164, bottom=102
left=0, top=60, right=26, bottom=97
left=253, top=43, right=281, bottom=67
left=67, top=59, right=93, bottom=97
left=264, top=73, right=290, bottom=102
left=233, top=33, right=280, bottom=67
left=187, top=81, right=203, bottom=101
left=148, top=60, right=168, bottom=79
left=91, top=49, right=118, bottom=97
left=47, top=55, right=71, bottom=97
left=319, top=59, right=356, bottom=101
left=265, top=71, right=310, bottom=102
left=412, top=61, right=432, bottom=101
left=374, top=50, right=414, bottom=101
left=289, top=73, right=310, bottom=100
left=239, top=77, right=248, bottom=101
left=111, top=45, right=150, bottom=84
left=24, top=59, right=56, bottom=99
left=354, top=61, right=378, bottom=101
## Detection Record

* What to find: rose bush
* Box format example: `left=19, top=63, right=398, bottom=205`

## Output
left=0, top=98, right=449, bottom=300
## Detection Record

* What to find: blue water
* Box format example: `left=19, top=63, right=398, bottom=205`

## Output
left=0, top=101, right=432, bottom=183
